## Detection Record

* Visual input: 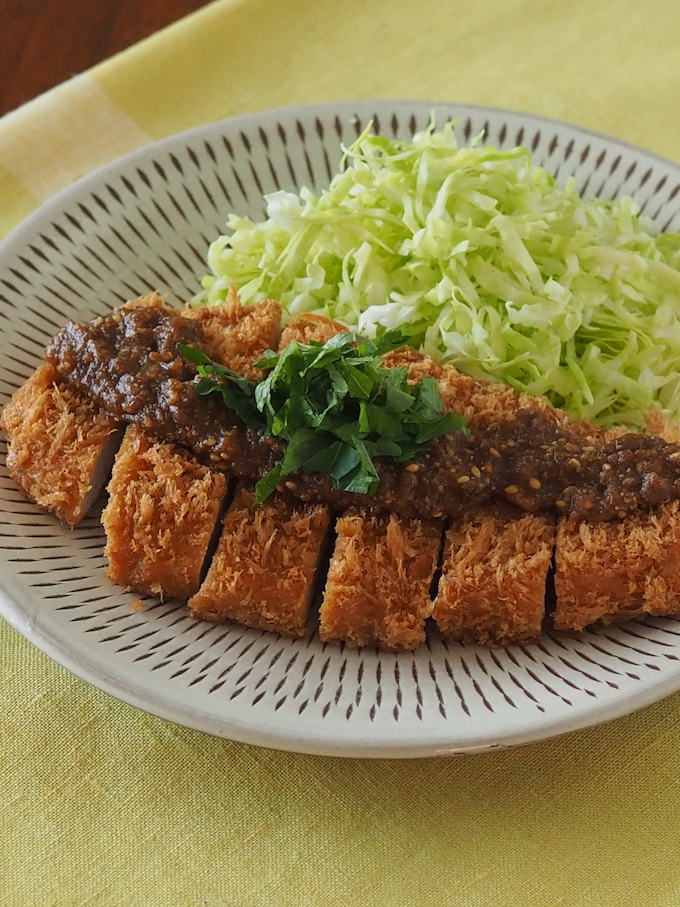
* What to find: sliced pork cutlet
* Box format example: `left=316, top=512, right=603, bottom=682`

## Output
left=188, top=484, right=331, bottom=636
left=188, top=314, right=343, bottom=635
left=0, top=292, right=169, bottom=526
left=0, top=362, right=121, bottom=526
left=382, top=350, right=557, bottom=646
left=318, top=351, right=447, bottom=651
left=102, top=426, right=228, bottom=600
left=319, top=509, right=443, bottom=650
left=101, top=297, right=282, bottom=600
left=434, top=505, right=554, bottom=645
left=554, top=412, right=680, bottom=631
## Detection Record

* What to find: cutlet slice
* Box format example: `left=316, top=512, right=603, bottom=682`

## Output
left=319, top=352, right=448, bottom=651
left=319, top=510, right=443, bottom=650
left=102, top=426, right=227, bottom=599
left=0, top=293, right=173, bottom=527
left=553, top=505, right=680, bottom=631
left=101, top=295, right=281, bottom=600
left=383, top=351, right=557, bottom=646
left=0, top=362, right=120, bottom=526
left=554, top=413, right=680, bottom=631
left=188, top=313, right=340, bottom=634
left=435, top=507, right=554, bottom=644
left=188, top=484, right=331, bottom=636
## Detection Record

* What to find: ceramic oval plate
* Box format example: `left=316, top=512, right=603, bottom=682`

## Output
left=1, top=101, right=680, bottom=758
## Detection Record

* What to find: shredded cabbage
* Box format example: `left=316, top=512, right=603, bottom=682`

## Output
left=194, top=123, right=680, bottom=429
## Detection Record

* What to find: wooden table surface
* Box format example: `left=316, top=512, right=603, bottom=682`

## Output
left=1, top=0, right=213, bottom=117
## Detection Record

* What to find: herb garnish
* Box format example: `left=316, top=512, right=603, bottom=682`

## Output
left=178, top=328, right=468, bottom=504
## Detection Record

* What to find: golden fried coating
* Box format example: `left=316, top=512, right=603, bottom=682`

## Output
left=189, top=484, right=330, bottom=636
left=278, top=313, right=346, bottom=348
left=102, top=426, right=227, bottom=599
left=554, top=505, right=680, bottom=631
left=435, top=506, right=554, bottom=644
left=1, top=363, right=120, bottom=525
left=554, top=412, right=680, bottom=631
left=183, top=286, right=281, bottom=379
left=320, top=509, right=442, bottom=650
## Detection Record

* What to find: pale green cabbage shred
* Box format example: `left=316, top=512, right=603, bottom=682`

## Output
left=195, top=123, right=680, bottom=429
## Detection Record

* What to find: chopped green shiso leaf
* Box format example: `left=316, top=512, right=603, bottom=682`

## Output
left=193, top=122, right=680, bottom=430
left=178, top=328, right=468, bottom=504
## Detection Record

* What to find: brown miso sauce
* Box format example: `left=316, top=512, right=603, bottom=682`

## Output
left=45, top=304, right=680, bottom=523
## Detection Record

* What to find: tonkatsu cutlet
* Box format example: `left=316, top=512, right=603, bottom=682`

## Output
left=188, top=314, right=342, bottom=636
left=435, top=507, right=554, bottom=645
left=553, top=504, right=680, bottom=631
left=101, top=296, right=281, bottom=600
left=319, top=510, right=442, bottom=650
left=188, top=484, right=330, bottom=636
left=382, top=350, right=556, bottom=646
left=7, top=289, right=680, bottom=651
left=319, top=346, right=445, bottom=650
left=0, top=363, right=120, bottom=526
left=102, top=427, right=228, bottom=600
left=554, top=413, right=680, bottom=631
left=0, top=292, right=171, bottom=526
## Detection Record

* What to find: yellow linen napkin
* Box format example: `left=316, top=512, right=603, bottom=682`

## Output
left=1, top=0, right=680, bottom=904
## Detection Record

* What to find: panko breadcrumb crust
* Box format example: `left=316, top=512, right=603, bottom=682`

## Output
left=102, top=426, right=227, bottom=599
left=189, top=484, right=330, bottom=636
left=183, top=285, right=281, bottom=381
left=554, top=411, right=680, bottom=630
left=436, top=507, right=554, bottom=644
left=0, top=362, right=120, bottom=526
left=320, top=510, right=443, bottom=650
